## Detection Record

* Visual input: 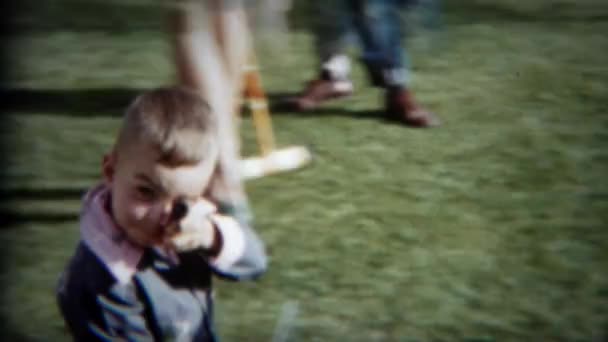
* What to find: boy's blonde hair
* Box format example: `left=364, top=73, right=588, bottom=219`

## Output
left=115, top=86, right=217, bottom=166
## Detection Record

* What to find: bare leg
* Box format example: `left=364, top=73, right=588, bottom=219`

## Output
left=170, top=0, right=253, bottom=224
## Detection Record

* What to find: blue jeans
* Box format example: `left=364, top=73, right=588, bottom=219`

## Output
left=314, top=0, right=418, bottom=87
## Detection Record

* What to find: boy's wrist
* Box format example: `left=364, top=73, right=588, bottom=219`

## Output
left=216, top=201, right=253, bottom=228
left=204, top=223, right=223, bottom=257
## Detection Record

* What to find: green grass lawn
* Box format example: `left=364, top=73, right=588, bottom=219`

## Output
left=2, top=0, right=608, bottom=341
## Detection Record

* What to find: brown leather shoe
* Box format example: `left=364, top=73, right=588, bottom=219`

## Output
left=289, top=78, right=354, bottom=111
left=385, top=88, right=440, bottom=127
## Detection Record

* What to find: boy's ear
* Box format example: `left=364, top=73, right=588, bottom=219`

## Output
left=102, top=151, right=117, bottom=184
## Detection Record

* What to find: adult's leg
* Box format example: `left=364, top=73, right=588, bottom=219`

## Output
left=350, top=0, right=409, bottom=87
left=170, top=0, right=253, bottom=225
left=290, top=1, right=355, bottom=110
left=350, top=0, right=440, bottom=127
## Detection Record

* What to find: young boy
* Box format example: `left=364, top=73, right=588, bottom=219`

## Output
left=56, top=86, right=268, bottom=341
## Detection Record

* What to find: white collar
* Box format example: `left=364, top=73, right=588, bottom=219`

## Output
left=79, top=184, right=144, bottom=284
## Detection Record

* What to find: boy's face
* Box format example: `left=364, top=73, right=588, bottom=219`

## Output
left=102, top=143, right=217, bottom=247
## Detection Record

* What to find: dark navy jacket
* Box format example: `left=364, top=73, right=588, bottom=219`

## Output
left=56, top=185, right=267, bottom=341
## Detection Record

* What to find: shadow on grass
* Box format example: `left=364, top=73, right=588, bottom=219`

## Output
left=4, top=0, right=608, bottom=36
left=0, top=320, right=37, bottom=342
left=267, top=92, right=414, bottom=125
left=3, top=88, right=402, bottom=125
left=0, top=186, right=84, bottom=226
left=0, top=187, right=87, bottom=200
left=1, top=87, right=145, bottom=117
left=443, top=1, right=608, bottom=25
left=0, top=212, right=79, bottom=226
left=291, top=0, right=608, bottom=32
left=7, top=0, right=164, bottom=34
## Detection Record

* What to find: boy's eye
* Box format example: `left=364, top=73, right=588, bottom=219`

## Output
left=135, top=185, right=156, bottom=200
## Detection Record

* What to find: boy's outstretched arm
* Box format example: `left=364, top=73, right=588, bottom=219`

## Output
left=207, top=214, right=268, bottom=281
left=171, top=200, right=268, bottom=281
